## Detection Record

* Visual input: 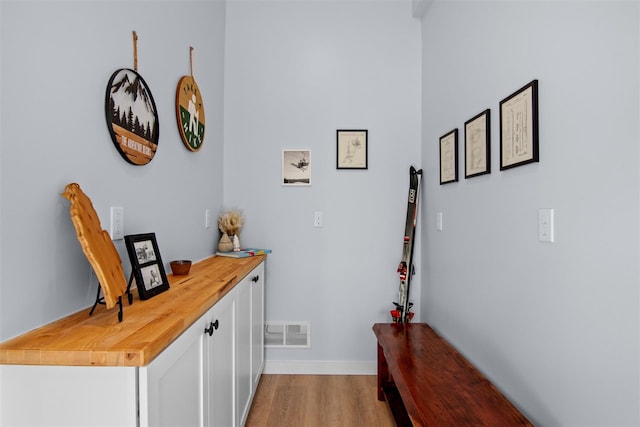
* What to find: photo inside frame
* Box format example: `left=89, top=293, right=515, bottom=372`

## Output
left=124, top=233, right=170, bottom=300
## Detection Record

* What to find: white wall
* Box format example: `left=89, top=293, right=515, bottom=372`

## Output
left=420, top=1, right=639, bottom=426
left=0, top=0, right=227, bottom=340
left=224, top=0, right=421, bottom=367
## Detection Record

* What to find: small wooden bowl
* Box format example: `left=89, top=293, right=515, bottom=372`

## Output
left=170, top=260, right=192, bottom=275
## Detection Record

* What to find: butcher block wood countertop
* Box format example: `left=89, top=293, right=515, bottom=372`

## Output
left=0, top=255, right=265, bottom=367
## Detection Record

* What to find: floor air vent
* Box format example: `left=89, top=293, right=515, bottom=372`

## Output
left=265, top=322, right=311, bottom=348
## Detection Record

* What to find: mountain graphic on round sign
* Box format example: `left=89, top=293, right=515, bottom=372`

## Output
left=105, top=68, right=159, bottom=165
left=176, top=75, right=205, bottom=152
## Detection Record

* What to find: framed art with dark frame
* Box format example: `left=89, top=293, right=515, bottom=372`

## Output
left=336, top=129, right=368, bottom=169
left=500, top=79, right=539, bottom=170
left=124, top=233, right=170, bottom=300
left=105, top=68, right=159, bottom=166
left=439, top=129, right=458, bottom=184
left=465, top=109, right=491, bottom=178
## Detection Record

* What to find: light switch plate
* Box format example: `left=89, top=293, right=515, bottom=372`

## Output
left=538, top=208, right=554, bottom=242
left=205, top=209, right=212, bottom=229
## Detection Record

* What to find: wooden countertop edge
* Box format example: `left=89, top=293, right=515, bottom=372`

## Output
left=0, top=255, right=264, bottom=367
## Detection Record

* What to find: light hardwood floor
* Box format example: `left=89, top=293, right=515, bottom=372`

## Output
left=245, top=375, right=396, bottom=427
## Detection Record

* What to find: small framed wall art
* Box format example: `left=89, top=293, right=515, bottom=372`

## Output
left=105, top=33, right=159, bottom=166
left=175, top=47, right=205, bottom=152
left=282, top=150, right=311, bottom=186
left=464, top=109, right=491, bottom=178
left=124, top=233, right=170, bottom=300
left=336, top=130, right=368, bottom=169
left=500, top=79, right=539, bottom=170
left=439, top=129, right=458, bottom=184
left=105, top=68, right=159, bottom=165
left=176, top=75, right=205, bottom=151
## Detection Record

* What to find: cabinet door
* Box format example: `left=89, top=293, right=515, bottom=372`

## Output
left=250, top=262, right=265, bottom=390
left=204, top=287, right=236, bottom=427
left=139, top=314, right=205, bottom=427
left=235, top=275, right=252, bottom=427
left=237, top=262, right=265, bottom=427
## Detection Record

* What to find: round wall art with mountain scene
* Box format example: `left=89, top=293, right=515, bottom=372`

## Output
left=175, top=75, right=205, bottom=151
left=105, top=68, right=159, bottom=165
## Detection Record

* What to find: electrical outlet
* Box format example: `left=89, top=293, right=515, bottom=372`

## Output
left=314, top=211, right=323, bottom=227
left=110, top=207, right=124, bottom=240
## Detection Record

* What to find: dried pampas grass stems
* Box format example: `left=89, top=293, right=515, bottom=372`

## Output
left=218, top=209, right=244, bottom=236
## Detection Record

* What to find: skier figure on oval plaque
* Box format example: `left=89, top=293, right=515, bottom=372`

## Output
left=176, top=46, right=206, bottom=152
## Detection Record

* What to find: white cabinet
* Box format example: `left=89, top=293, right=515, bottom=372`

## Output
left=250, top=263, right=264, bottom=391
left=236, top=275, right=253, bottom=426
left=139, top=310, right=206, bottom=427
left=1, top=365, right=138, bottom=427
left=204, top=286, right=236, bottom=427
left=139, top=286, right=236, bottom=427
left=235, top=261, right=264, bottom=427
left=0, top=259, right=265, bottom=427
left=136, top=261, right=265, bottom=427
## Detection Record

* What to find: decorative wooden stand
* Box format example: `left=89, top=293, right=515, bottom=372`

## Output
left=62, top=183, right=131, bottom=323
left=89, top=273, right=135, bottom=322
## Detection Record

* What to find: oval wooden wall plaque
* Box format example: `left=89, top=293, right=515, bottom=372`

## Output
left=105, top=68, right=160, bottom=165
left=176, top=75, right=205, bottom=151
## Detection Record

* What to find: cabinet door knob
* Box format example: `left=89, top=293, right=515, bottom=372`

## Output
left=204, top=320, right=219, bottom=336
left=251, top=275, right=259, bottom=283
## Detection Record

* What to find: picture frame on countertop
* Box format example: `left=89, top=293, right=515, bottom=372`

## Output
left=282, top=149, right=311, bottom=186
left=439, top=129, right=458, bottom=185
left=465, top=109, right=491, bottom=178
left=500, top=79, right=539, bottom=170
left=124, top=233, right=170, bottom=300
left=336, top=129, right=368, bottom=169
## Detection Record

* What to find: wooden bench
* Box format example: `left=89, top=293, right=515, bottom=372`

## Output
left=373, top=323, right=533, bottom=426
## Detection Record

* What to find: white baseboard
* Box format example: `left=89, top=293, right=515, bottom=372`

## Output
left=263, top=360, right=376, bottom=375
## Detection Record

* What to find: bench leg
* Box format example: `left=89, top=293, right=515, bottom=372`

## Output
left=377, top=342, right=388, bottom=401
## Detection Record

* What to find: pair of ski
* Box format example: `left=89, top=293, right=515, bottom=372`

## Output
left=391, top=166, right=422, bottom=324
